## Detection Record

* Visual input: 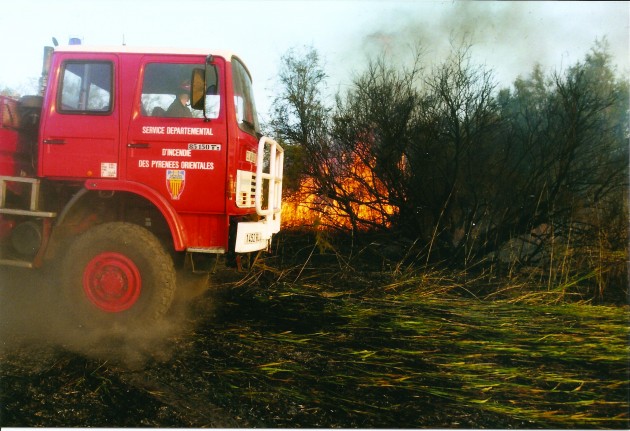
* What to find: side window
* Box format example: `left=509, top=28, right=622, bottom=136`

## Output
left=232, top=59, right=260, bottom=135
left=59, top=62, right=112, bottom=113
left=141, top=63, right=220, bottom=119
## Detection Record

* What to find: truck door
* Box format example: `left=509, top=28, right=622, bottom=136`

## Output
left=126, top=60, right=227, bottom=214
left=39, top=56, right=119, bottom=179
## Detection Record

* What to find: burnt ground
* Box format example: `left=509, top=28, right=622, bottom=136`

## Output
left=1, top=265, right=629, bottom=428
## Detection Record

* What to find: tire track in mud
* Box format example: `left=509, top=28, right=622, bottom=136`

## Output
left=114, top=368, right=246, bottom=428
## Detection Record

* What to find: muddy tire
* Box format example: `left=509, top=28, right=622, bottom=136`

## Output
left=61, top=222, right=176, bottom=328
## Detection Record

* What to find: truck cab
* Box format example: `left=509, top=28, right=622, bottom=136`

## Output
left=0, top=46, right=283, bottom=327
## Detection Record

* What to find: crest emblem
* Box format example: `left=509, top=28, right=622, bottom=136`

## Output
left=166, top=169, right=186, bottom=200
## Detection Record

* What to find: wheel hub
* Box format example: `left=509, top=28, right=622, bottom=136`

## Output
left=83, top=252, right=142, bottom=312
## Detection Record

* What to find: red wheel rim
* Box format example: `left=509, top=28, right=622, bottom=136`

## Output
left=83, top=252, right=142, bottom=312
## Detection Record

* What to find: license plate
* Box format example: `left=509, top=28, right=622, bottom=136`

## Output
left=245, top=232, right=262, bottom=244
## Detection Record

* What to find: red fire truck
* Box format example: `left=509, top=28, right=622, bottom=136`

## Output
left=0, top=44, right=283, bottom=327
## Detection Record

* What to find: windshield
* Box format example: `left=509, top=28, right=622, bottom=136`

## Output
left=232, top=58, right=260, bottom=135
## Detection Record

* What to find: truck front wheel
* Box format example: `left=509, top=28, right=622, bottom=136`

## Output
left=62, top=222, right=176, bottom=328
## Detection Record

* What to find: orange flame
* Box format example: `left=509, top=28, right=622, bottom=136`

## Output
left=281, top=149, right=397, bottom=230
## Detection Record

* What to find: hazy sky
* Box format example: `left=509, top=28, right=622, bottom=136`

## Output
left=0, top=0, right=627, bottom=119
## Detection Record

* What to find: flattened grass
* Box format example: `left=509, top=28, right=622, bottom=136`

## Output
left=200, top=271, right=630, bottom=428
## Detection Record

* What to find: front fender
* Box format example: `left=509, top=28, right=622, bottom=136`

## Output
left=83, top=179, right=188, bottom=250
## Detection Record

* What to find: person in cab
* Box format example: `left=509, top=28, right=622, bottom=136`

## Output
left=166, top=81, right=192, bottom=117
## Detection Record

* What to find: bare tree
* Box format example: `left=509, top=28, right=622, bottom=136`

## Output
left=411, top=43, right=502, bottom=260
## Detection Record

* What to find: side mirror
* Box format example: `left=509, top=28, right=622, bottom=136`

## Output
left=190, top=68, right=205, bottom=111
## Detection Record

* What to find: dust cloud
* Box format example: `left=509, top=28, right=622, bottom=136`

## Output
left=0, top=266, right=214, bottom=369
